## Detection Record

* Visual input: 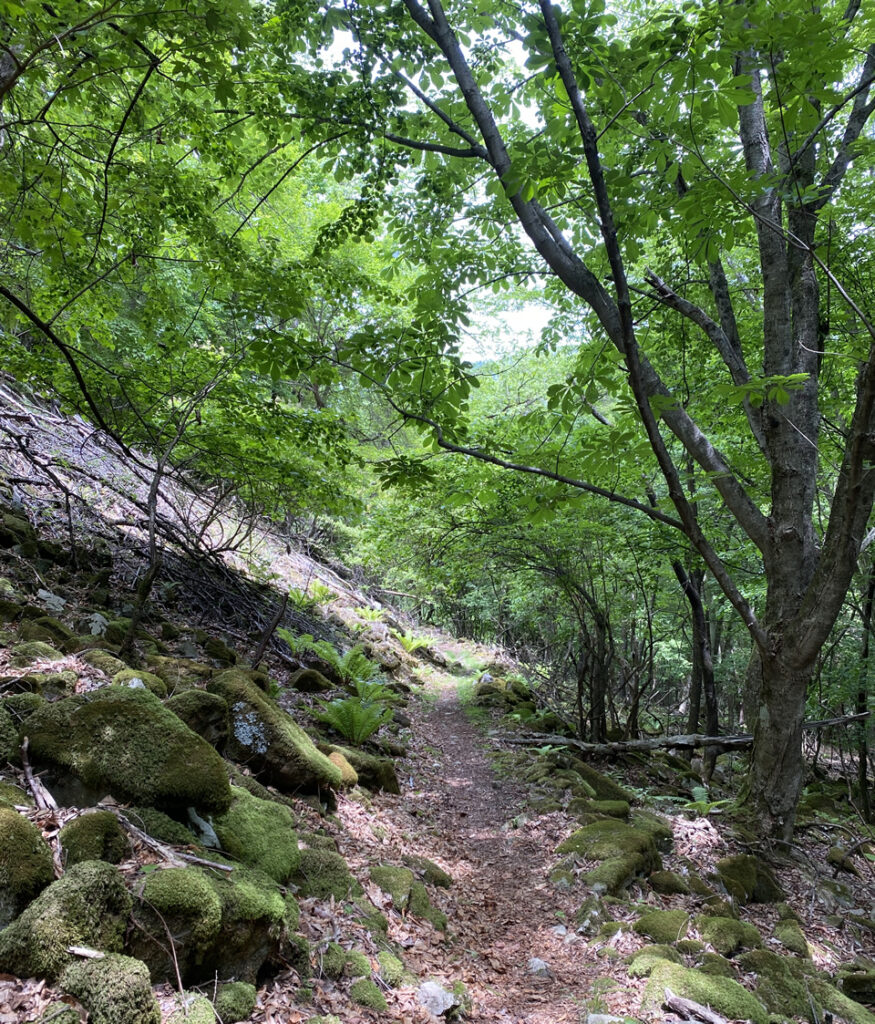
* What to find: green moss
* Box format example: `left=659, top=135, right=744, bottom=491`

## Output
left=402, top=854, right=452, bottom=887
left=145, top=655, right=213, bottom=692
left=700, top=896, right=738, bottom=919
left=0, top=780, right=31, bottom=808
left=3, top=691, right=44, bottom=722
left=643, top=962, right=768, bottom=1024
left=112, top=668, right=167, bottom=697
left=350, top=978, right=388, bottom=1011
left=126, top=806, right=198, bottom=846
left=0, top=806, right=54, bottom=926
left=213, top=786, right=300, bottom=882
left=0, top=860, right=131, bottom=980
left=370, top=864, right=414, bottom=906
left=142, top=867, right=223, bottom=948
left=700, top=952, right=737, bottom=977
left=808, top=979, right=875, bottom=1024
left=326, top=744, right=400, bottom=794
left=59, top=811, right=129, bottom=867
left=0, top=703, right=17, bottom=764
left=36, top=1005, right=80, bottom=1024
left=773, top=918, right=809, bottom=956
left=292, top=847, right=362, bottom=900
left=649, top=870, right=690, bottom=895
left=26, top=687, right=231, bottom=812
left=565, top=760, right=633, bottom=801
left=214, top=981, right=257, bottom=1022
left=842, top=973, right=875, bottom=1003
left=584, top=853, right=656, bottom=894
left=19, top=617, right=76, bottom=649
left=634, top=909, right=690, bottom=945
left=59, top=954, right=160, bottom=1024
left=627, top=944, right=683, bottom=977
left=589, top=799, right=630, bottom=817
left=408, top=881, right=447, bottom=930
left=715, top=853, right=783, bottom=904
left=698, top=915, right=762, bottom=955
left=78, top=649, right=128, bottom=676
left=557, top=817, right=658, bottom=861
left=208, top=670, right=341, bottom=793
left=676, top=939, right=705, bottom=955
left=166, top=994, right=216, bottom=1023
left=10, top=640, right=62, bottom=666
left=165, top=689, right=229, bottom=746
left=378, top=951, right=406, bottom=986
left=320, top=942, right=349, bottom=979
left=736, top=950, right=819, bottom=1019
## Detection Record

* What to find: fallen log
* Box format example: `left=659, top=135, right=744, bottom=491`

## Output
left=664, top=987, right=727, bottom=1024
left=498, top=711, right=869, bottom=756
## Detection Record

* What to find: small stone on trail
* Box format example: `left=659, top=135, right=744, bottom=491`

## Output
left=417, top=980, right=456, bottom=1015
left=528, top=957, right=553, bottom=978
left=586, top=1015, right=624, bottom=1024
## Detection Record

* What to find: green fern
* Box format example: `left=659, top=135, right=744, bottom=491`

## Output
left=392, top=629, right=430, bottom=653
left=353, top=678, right=396, bottom=703
left=277, top=630, right=381, bottom=686
left=288, top=587, right=318, bottom=612
left=314, top=698, right=393, bottom=744
left=354, top=606, right=384, bottom=621
left=309, top=581, right=335, bottom=604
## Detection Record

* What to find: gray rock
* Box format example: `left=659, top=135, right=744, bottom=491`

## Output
left=528, top=957, right=553, bottom=978
left=417, top=981, right=456, bottom=1015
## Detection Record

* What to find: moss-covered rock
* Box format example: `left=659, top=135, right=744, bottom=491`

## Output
left=0, top=702, right=18, bottom=764
left=699, top=952, right=737, bottom=977
left=164, top=690, right=229, bottom=748
left=627, top=944, right=683, bottom=977
left=409, top=881, right=447, bottom=930
left=208, top=670, right=341, bottom=794
left=403, top=854, right=452, bottom=888
left=715, top=853, right=783, bottom=904
left=291, top=847, right=362, bottom=901
left=643, top=961, right=768, bottom=1024
left=214, top=981, right=257, bottom=1023
left=111, top=667, right=167, bottom=697
left=378, top=951, right=406, bottom=986
left=370, top=864, right=414, bottom=906
left=0, top=860, right=131, bottom=979
left=0, top=780, right=31, bottom=808
left=698, top=915, right=762, bottom=955
left=25, top=687, right=231, bottom=812
left=212, top=786, right=299, bottom=882
left=36, top=1005, right=79, bottom=1024
left=350, top=978, right=388, bottom=1011
left=126, top=806, right=198, bottom=846
left=568, top=760, right=634, bottom=802
left=0, top=806, right=54, bottom=927
left=773, top=917, right=809, bottom=956
left=842, top=972, right=875, bottom=1005
left=10, top=640, right=62, bottom=667
left=289, top=668, right=334, bottom=692
left=78, top=649, right=128, bottom=676
left=3, top=691, right=44, bottom=722
left=634, top=909, right=690, bottom=945
left=59, top=810, right=129, bottom=866
left=327, top=750, right=358, bottom=787
left=59, top=953, right=160, bottom=1024
left=18, top=616, right=76, bottom=650
left=649, top=869, right=690, bottom=895
left=128, top=864, right=298, bottom=984
left=326, top=744, right=400, bottom=794
left=589, top=799, right=631, bottom=818
left=166, top=994, right=216, bottom=1023
left=557, top=818, right=660, bottom=894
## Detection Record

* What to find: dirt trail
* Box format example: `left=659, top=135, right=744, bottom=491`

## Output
left=336, top=675, right=615, bottom=1023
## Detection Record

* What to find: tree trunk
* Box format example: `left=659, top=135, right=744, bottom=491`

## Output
left=859, top=569, right=874, bottom=822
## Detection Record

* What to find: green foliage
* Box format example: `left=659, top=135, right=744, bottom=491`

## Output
left=354, top=607, right=384, bottom=622
left=288, top=588, right=319, bottom=613
left=277, top=630, right=381, bottom=687
left=314, top=697, right=391, bottom=744
left=392, top=629, right=430, bottom=653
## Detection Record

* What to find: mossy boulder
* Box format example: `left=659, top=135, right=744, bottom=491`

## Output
left=326, top=744, right=400, bottom=794
left=59, top=954, right=160, bottom=1024
left=145, top=655, right=213, bottom=692
left=634, top=909, right=690, bottom=945
left=715, top=853, right=784, bottom=904
left=370, top=864, right=414, bottom=906
left=773, top=917, right=809, bottom=956
left=627, top=944, right=684, bottom=977
left=698, top=915, right=762, bottom=955
left=403, top=854, right=453, bottom=887
left=10, top=640, right=62, bottom=667
left=568, top=760, right=634, bottom=802
left=111, top=667, right=167, bottom=697
left=321, top=942, right=370, bottom=979
left=327, top=750, right=358, bottom=787
left=556, top=817, right=660, bottom=893
left=214, top=981, right=257, bottom=1023
left=350, top=978, right=388, bottom=1011
left=0, top=806, right=54, bottom=927
left=3, top=691, right=44, bottom=723
left=212, top=786, right=300, bottom=882
left=25, top=687, right=232, bottom=812
left=409, top=880, right=447, bottom=930
left=291, top=847, right=362, bottom=901
left=289, top=668, right=334, bottom=692
left=126, top=806, right=198, bottom=846
left=78, top=649, right=128, bottom=676
left=699, top=952, right=737, bottom=977
left=0, top=703, right=18, bottom=764
left=164, top=689, right=229, bottom=746
left=0, top=780, right=31, bottom=808
left=0, top=860, right=131, bottom=979
left=166, top=994, right=216, bottom=1024
left=643, top=961, right=768, bottom=1024
left=378, top=951, right=407, bottom=986
left=128, top=864, right=299, bottom=984
left=842, top=972, right=875, bottom=1005
left=18, top=616, right=76, bottom=650
left=650, top=869, right=690, bottom=895
left=36, top=1006, right=79, bottom=1024
left=208, top=670, right=341, bottom=794
left=59, top=810, right=129, bottom=866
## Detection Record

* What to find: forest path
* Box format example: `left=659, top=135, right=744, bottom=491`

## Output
left=335, top=671, right=617, bottom=1024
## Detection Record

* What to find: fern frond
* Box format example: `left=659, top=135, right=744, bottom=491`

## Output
left=314, top=697, right=392, bottom=745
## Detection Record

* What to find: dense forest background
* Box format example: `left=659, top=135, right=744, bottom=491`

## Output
left=3, top=0, right=875, bottom=838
